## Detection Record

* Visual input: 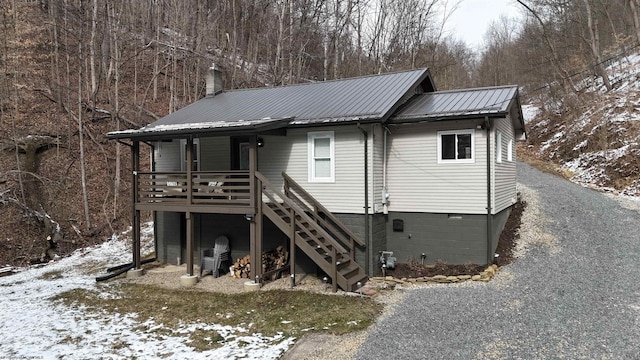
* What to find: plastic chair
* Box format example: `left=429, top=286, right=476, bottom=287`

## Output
left=200, top=235, right=230, bottom=278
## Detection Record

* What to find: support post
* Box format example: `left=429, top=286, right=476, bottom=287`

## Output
left=132, top=141, right=141, bottom=270
left=289, top=207, right=296, bottom=287
left=186, top=137, right=193, bottom=205
left=256, top=180, right=263, bottom=282
left=248, top=136, right=262, bottom=283
left=332, top=247, right=338, bottom=293
left=186, top=211, right=194, bottom=276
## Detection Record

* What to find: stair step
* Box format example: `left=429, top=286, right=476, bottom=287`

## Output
left=339, top=264, right=361, bottom=279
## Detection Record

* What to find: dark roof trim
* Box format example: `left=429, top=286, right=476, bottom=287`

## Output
left=390, top=111, right=509, bottom=124
left=106, top=117, right=292, bottom=141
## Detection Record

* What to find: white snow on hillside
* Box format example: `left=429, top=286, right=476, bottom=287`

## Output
left=528, top=49, right=640, bottom=197
left=0, top=223, right=294, bottom=359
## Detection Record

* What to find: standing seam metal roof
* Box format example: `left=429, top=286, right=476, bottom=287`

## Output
left=392, top=85, right=518, bottom=121
left=107, top=68, right=432, bottom=139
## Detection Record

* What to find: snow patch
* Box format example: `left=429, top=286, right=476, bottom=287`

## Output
left=0, top=222, right=294, bottom=359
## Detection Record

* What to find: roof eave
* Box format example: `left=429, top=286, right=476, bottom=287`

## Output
left=390, top=110, right=509, bottom=124
left=106, top=117, right=293, bottom=141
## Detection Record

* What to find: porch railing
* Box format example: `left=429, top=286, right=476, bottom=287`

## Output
left=136, top=171, right=251, bottom=207
left=282, top=171, right=365, bottom=260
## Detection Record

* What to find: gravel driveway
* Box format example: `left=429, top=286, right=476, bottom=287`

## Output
left=355, top=163, right=640, bottom=359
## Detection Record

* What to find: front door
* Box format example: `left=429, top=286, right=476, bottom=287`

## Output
left=231, top=137, right=250, bottom=170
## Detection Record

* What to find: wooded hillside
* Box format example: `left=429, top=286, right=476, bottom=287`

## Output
left=1, top=0, right=638, bottom=266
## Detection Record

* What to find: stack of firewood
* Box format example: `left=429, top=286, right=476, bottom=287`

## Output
left=230, top=254, right=251, bottom=279
left=263, top=245, right=289, bottom=280
left=230, top=245, right=289, bottom=280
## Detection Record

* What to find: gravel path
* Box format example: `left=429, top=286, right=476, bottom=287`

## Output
left=354, top=162, right=640, bottom=359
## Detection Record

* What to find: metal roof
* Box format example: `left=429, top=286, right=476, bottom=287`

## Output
left=392, top=85, right=518, bottom=121
left=108, top=68, right=434, bottom=139
left=391, top=85, right=526, bottom=139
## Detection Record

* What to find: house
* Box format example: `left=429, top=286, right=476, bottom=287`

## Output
left=107, top=65, right=525, bottom=292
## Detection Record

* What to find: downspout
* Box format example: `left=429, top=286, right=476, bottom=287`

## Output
left=357, top=123, right=370, bottom=275
left=382, top=126, right=389, bottom=214
left=485, top=116, right=493, bottom=266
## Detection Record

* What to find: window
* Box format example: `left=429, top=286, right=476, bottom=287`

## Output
left=496, top=131, right=503, bottom=163
left=180, top=138, right=200, bottom=171
left=437, top=130, right=474, bottom=163
left=238, top=142, right=250, bottom=170
left=308, top=131, right=335, bottom=182
left=507, top=139, right=513, bottom=162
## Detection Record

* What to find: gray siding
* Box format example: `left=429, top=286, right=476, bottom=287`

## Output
left=155, top=211, right=183, bottom=265
left=154, top=140, right=181, bottom=171
left=491, top=207, right=511, bottom=254
left=334, top=213, right=386, bottom=276
left=386, top=212, right=488, bottom=265
left=200, top=137, right=230, bottom=170
left=493, top=116, right=517, bottom=213
left=386, top=120, right=488, bottom=214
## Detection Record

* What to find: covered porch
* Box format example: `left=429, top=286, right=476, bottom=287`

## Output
left=111, top=128, right=367, bottom=291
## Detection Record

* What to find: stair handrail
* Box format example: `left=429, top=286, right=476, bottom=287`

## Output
left=282, top=172, right=365, bottom=249
left=256, top=172, right=348, bottom=255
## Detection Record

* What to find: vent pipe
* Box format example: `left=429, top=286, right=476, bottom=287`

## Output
left=205, top=63, right=223, bottom=96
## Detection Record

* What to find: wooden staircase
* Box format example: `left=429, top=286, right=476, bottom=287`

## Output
left=256, top=172, right=368, bottom=292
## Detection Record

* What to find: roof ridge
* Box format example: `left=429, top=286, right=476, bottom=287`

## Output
left=429, top=85, right=518, bottom=94
left=221, top=68, right=429, bottom=93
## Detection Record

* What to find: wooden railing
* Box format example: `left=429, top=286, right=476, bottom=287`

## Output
left=257, top=172, right=348, bottom=291
left=135, top=171, right=251, bottom=207
left=282, top=172, right=365, bottom=260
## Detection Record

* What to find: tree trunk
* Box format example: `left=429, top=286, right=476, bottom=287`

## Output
left=630, top=0, right=640, bottom=45
left=583, top=0, right=612, bottom=91
left=77, top=19, right=92, bottom=231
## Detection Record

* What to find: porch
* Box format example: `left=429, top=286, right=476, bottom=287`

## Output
left=127, top=137, right=367, bottom=291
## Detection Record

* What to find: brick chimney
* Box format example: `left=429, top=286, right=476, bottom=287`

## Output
left=205, top=63, right=222, bottom=96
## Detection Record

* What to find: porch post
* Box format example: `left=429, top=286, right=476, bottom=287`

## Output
left=248, top=135, right=262, bottom=283
left=131, top=140, right=141, bottom=270
left=186, top=137, right=193, bottom=205
left=186, top=211, right=194, bottom=276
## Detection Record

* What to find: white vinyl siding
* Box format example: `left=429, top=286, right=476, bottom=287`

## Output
left=496, top=131, right=503, bottom=163
left=387, top=121, right=487, bottom=214
left=179, top=139, right=200, bottom=171
left=308, top=131, right=335, bottom=182
left=259, top=126, right=370, bottom=214
left=493, top=116, right=517, bottom=213
left=371, top=124, right=384, bottom=212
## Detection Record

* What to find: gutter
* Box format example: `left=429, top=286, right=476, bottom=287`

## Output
left=357, top=123, right=370, bottom=275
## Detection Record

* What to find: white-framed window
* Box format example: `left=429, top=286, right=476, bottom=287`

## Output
left=496, top=131, right=503, bottom=163
left=507, top=139, right=513, bottom=162
left=308, top=131, right=335, bottom=182
left=437, top=129, right=474, bottom=164
left=180, top=138, right=200, bottom=171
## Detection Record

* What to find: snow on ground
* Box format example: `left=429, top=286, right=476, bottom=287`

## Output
left=0, top=223, right=294, bottom=359
left=528, top=48, right=640, bottom=197
left=521, top=104, right=539, bottom=124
